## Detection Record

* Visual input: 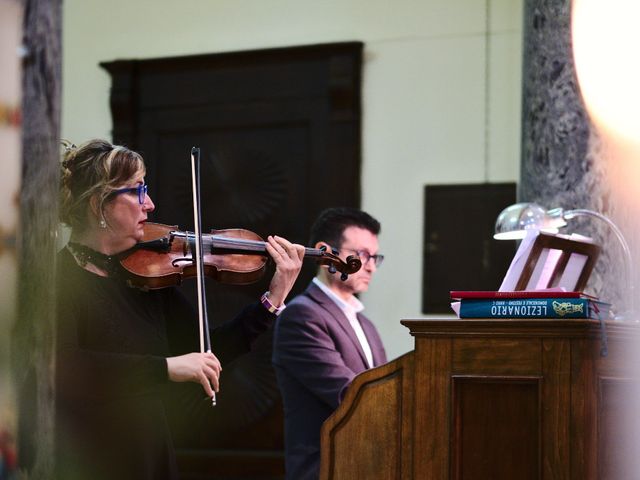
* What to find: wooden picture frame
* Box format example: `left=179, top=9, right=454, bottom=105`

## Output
left=500, top=231, right=601, bottom=292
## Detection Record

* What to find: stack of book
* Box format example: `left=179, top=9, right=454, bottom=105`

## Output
left=450, top=290, right=611, bottom=319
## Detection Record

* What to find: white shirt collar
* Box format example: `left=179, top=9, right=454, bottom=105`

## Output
left=312, top=277, right=364, bottom=313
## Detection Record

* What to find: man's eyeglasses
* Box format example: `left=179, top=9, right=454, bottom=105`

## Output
left=112, top=184, right=148, bottom=205
left=340, top=248, right=384, bottom=267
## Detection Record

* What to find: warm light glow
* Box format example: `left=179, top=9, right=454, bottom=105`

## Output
left=572, top=0, right=640, bottom=144
left=573, top=6, right=640, bottom=475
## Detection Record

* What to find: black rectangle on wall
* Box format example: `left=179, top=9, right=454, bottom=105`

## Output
left=422, top=183, right=517, bottom=313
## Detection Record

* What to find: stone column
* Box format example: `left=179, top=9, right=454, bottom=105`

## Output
left=520, top=0, right=630, bottom=310
left=13, top=0, right=62, bottom=477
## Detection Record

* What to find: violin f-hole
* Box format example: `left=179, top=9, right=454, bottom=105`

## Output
left=172, top=258, right=194, bottom=267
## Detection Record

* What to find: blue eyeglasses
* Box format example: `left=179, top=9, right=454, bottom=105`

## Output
left=112, top=184, right=148, bottom=205
left=340, top=248, right=385, bottom=267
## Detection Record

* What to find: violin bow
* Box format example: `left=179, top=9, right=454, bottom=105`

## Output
left=190, top=146, right=216, bottom=407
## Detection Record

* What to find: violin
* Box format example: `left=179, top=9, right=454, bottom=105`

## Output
left=118, top=222, right=362, bottom=290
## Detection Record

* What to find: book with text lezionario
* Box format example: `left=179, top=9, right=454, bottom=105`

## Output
left=449, top=288, right=610, bottom=318
left=452, top=295, right=610, bottom=319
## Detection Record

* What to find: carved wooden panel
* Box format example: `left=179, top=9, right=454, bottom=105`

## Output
left=452, top=338, right=541, bottom=376
left=330, top=372, right=401, bottom=478
left=320, top=354, right=415, bottom=480
left=451, top=377, right=541, bottom=480
left=542, top=338, right=571, bottom=480
left=413, top=337, right=451, bottom=478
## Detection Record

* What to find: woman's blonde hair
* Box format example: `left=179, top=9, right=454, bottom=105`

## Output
left=60, top=139, right=145, bottom=232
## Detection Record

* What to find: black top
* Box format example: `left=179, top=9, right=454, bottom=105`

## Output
left=55, top=248, right=275, bottom=480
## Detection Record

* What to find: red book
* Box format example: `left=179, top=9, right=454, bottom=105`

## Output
left=450, top=290, right=595, bottom=300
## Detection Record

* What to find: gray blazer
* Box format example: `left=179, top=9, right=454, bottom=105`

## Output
left=272, top=281, right=387, bottom=480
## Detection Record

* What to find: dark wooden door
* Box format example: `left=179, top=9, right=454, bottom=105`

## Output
left=102, top=42, right=363, bottom=479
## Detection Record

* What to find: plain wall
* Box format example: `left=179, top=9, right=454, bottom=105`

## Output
left=62, top=0, right=522, bottom=359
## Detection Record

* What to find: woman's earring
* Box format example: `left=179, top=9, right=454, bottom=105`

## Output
left=99, top=218, right=107, bottom=229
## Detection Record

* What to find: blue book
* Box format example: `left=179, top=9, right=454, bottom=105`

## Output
left=458, top=297, right=610, bottom=319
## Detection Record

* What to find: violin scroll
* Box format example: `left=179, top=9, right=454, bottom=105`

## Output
left=316, top=245, right=361, bottom=281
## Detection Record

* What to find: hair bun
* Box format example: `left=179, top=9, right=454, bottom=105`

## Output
left=60, top=139, right=77, bottom=173
left=60, top=139, right=76, bottom=153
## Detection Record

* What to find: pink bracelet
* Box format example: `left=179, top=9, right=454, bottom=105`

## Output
left=261, top=291, right=285, bottom=315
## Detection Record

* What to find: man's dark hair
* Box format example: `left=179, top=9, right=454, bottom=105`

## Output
left=309, top=207, right=381, bottom=249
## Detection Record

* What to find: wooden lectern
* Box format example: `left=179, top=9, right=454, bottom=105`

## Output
left=320, top=318, right=640, bottom=479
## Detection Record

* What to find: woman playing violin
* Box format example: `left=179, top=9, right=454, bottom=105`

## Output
left=55, top=139, right=305, bottom=480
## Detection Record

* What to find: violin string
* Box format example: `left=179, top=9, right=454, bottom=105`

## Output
left=204, top=236, right=324, bottom=257
left=175, top=229, right=326, bottom=256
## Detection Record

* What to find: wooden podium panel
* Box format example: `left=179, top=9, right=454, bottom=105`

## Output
left=321, top=354, right=414, bottom=479
left=320, top=318, right=640, bottom=480
left=452, top=377, right=540, bottom=480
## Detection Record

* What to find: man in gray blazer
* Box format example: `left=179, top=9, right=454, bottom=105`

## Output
left=272, top=207, right=387, bottom=480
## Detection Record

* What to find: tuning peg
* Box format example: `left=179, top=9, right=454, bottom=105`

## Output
left=341, top=272, right=348, bottom=281
left=328, top=264, right=337, bottom=274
